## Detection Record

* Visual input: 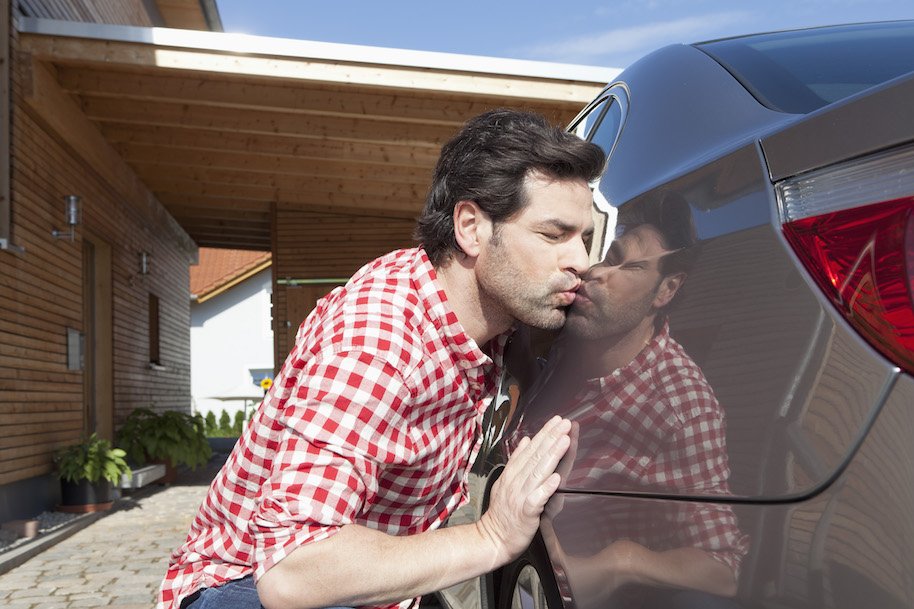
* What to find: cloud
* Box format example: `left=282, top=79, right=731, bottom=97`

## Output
left=523, top=11, right=754, bottom=64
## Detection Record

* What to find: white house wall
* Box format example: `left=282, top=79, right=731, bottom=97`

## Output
left=190, top=268, right=274, bottom=420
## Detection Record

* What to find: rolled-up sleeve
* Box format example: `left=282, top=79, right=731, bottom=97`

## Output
left=249, top=350, right=415, bottom=579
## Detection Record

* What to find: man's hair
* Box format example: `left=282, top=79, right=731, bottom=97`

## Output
left=415, top=109, right=606, bottom=265
left=617, top=190, right=700, bottom=323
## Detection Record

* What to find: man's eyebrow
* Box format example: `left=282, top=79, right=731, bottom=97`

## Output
left=535, top=218, right=584, bottom=233
left=607, top=240, right=625, bottom=258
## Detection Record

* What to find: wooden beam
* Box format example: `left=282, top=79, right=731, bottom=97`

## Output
left=152, top=179, right=424, bottom=214
left=114, top=143, right=433, bottom=183
left=98, top=123, right=442, bottom=167
left=155, top=0, right=209, bottom=31
left=163, top=204, right=270, bottom=222
left=78, top=95, right=458, bottom=145
left=175, top=220, right=271, bottom=237
left=56, top=67, right=503, bottom=125
left=20, top=58, right=197, bottom=257
left=179, top=233, right=270, bottom=250
left=137, top=165, right=427, bottom=200
left=158, top=193, right=418, bottom=220
left=21, top=34, right=605, bottom=103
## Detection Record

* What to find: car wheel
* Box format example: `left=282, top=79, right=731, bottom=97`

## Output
left=498, top=544, right=563, bottom=609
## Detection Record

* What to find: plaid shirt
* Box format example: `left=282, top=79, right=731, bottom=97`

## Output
left=521, top=323, right=748, bottom=575
left=158, top=248, right=507, bottom=609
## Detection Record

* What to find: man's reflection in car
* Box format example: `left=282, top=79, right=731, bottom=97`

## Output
left=512, top=192, right=749, bottom=608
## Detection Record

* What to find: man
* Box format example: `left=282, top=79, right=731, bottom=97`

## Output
left=157, top=109, right=606, bottom=609
left=517, top=192, right=748, bottom=606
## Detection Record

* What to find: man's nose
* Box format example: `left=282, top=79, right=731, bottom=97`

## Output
left=563, top=238, right=591, bottom=276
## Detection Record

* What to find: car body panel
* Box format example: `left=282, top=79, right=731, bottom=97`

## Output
left=440, top=21, right=914, bottom=609
left=593, top=44, right=791, bottom=212
left=761, top=72, right=914, bottom=180
left=541, top=371, right=914, bottom=609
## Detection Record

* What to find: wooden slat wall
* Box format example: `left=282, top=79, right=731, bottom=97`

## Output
left=271, top=203, right=417, bottom=367
left=0, top=19, right=193, bottom=486
left=16, top=0, right=154, bottom=26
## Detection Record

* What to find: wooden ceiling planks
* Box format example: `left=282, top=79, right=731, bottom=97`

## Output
left=19, top=26, right=607, bottom=254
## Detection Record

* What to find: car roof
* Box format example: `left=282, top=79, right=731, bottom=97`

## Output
left=694, top=21, right=914, bottom=113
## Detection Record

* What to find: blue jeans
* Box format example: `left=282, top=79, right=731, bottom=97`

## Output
left=181, top=575, right=355, bottom=609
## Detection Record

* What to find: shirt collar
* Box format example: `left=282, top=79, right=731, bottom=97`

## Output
left=591, top=321, right=671, bottom=389
left=413, top=248, right=508, bottom=370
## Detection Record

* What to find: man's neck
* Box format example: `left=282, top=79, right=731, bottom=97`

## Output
left=434, top=257, right=512, bottom=346
left=578, top=317, right=657, bottom=379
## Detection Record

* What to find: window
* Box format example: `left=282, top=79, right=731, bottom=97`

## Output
left=570, top=95, right=610, bottom=140
left=582, top=86, right=629, bottom=260
left=149, top=293, right=160, bottom=366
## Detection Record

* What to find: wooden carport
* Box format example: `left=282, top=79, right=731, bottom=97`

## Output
left=18, top=17, right=617, bottom=363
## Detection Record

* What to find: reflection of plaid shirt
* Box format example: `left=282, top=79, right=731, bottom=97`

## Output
left=158, top=248, right=506, bottom=609
left=543, top=323, right=748, bottom=574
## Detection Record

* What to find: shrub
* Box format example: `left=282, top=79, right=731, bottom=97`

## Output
left=232, top=410, right=246, bottom=435
left=117, top=408, right=212, bottom=469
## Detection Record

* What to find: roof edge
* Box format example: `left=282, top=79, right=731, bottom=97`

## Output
left=17, top=16, right=619, bottom=84
left=194, top=259, right=272, bottom=304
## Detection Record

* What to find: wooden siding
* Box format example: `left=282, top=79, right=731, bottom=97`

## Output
left=16, top=0, right=155, bottom=26
left=0, top=19, right=194, bottom=486
left=271, top=204, right=417, bottom=367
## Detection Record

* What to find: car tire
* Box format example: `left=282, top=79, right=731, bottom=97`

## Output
left=497, top=540, right=564, bottom=609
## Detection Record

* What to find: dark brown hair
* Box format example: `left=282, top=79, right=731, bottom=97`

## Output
left=415, top=109, right=606, bottom=265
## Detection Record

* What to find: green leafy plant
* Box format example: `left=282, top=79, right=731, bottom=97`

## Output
left=116, top=407, right=212, bottom=469
left=55, top=433, right=131, bottom=484
left=204, top=411, right=217, bottom=435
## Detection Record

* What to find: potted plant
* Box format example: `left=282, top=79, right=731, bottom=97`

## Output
left=116, top=408, right=212, bottom=483
left=55, top=433, right=131, bottom=512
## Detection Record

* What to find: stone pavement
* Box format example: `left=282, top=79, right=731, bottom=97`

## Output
left=0, top=455, right=225, bottom=609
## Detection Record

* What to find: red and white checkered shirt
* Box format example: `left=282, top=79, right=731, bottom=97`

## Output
left=518, top=323, right=748, bottom=575
left=158, top=248, right=507, bottom=609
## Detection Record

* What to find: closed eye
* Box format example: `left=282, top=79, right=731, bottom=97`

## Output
left=620, top=261, right=646, bottom=270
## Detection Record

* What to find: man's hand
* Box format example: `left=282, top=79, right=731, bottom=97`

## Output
left=476, top=416, right=572, bottom=569
left=257, top=416, right=571, bottom=609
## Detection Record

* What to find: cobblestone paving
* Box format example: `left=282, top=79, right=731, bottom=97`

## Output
left=0, top=458, right=222, bottom=609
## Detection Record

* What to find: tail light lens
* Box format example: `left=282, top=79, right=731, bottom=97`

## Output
left=777, top=144, right=914, bottom=376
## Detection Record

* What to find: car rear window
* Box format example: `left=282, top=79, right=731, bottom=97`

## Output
left=696, top=21, right=914, bottom=114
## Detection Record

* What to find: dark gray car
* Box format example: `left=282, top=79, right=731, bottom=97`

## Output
left=441, top=21, right=914, bottom=609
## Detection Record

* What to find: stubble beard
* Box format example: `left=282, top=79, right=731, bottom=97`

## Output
left=565, top=286, right=658, bottom=341
left=477, top=244, right=570, bottom=331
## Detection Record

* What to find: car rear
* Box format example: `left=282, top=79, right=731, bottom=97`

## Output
left=505, top=21, right=914, bottom=609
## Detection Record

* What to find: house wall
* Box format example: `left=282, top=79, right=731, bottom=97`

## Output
left=271, top=204, right=417, bottom=370
left=0, top=1, right=195, bottom=520
left=15, top=0, right=156, bottom=26
left=191, top=268, right=273, bottom=421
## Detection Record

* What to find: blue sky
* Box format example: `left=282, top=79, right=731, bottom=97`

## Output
left=215, top=0, right=912, bottom=69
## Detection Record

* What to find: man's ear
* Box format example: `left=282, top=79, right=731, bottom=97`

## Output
left=453, top=200, right=492, bottom=258
left=654, top=273, right=685, bottom=309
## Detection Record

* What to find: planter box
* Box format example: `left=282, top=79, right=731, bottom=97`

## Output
left=117, top=464, right=165, bottom=490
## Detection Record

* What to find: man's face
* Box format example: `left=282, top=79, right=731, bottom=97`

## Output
left=565, top=224, right=671, bottom=339
left=475, top=172, right=594, bottom=330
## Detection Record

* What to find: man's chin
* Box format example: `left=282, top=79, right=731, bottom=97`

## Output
left=561, top=309, right=598, bottom=338
left=519, top=307, right=567, bottom=331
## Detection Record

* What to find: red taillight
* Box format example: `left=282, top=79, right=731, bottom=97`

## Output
left=777, top=143, right=914, bottom=376
left=782, top=197, right=914, bottom=375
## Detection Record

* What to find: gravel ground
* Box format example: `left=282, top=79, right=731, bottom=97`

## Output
left=0, top=511, right=85, bottom=555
